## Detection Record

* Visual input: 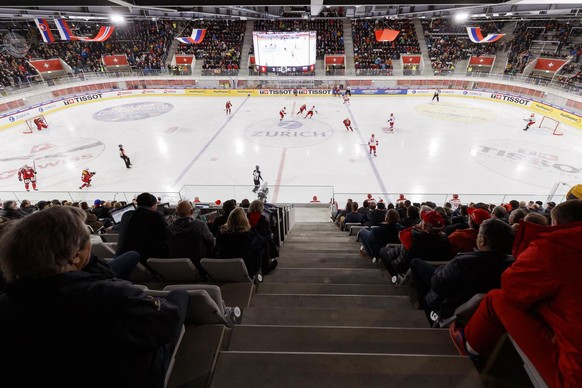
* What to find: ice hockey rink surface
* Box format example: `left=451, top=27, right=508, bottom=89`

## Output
left=1, top=94, right=581, bottom=204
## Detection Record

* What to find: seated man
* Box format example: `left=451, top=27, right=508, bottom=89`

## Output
left=379, top=210, right=450, bottom=277
left=343, top=201, right=363, bottom=230
left=359, top=209, right=402, bottom=261
left=168, top=200, right=215, bottom=280
left=362, top=201, right=387, bottom=227
left=447, top=207, right=491, bottom=258
left=411, top=218, right=514, bottom=321
left=0, top=206, right=188, bottom=388
left=450, top=200, right=582, bottom=386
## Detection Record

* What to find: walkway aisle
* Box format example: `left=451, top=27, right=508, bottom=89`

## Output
left=210, top=222, right=482, bottom=387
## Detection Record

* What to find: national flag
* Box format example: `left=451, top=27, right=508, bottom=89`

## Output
left=535, top=58, right=567, bottom=72
left=54, top=19, right=115, bottom=42
left=34, top=18, right=55, bottom=43
left=175, top=28, right=206, bottom=44
left=466, top=27, right=505, bottom=43
left=469, top=56, right=495, bottom=66
left=54, top=18, right=74, bottom=41
left=102, top=55, right=130, bottom=67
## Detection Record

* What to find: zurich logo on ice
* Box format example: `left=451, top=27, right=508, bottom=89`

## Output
left=93, top=102, right=174, bottom=122
left=278, top=120, right=303, bottom=129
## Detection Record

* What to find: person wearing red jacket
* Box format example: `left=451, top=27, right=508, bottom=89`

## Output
left=450, top=199, right=582, bottom=387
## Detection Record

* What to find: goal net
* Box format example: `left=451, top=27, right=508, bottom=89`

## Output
left=538, top=115, right=563, bottom=136
left=23, top=115, right=48, bottom=134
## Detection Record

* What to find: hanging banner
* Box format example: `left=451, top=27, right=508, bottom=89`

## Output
left=176, top=28, right=206, bottom=44
left=34, top=18, right=56, bottom=43
left=374, top=29, right=400, bottom=42
left=54, top=19, right=115, bottom=42
left=466, top=27, right=505, bottom=43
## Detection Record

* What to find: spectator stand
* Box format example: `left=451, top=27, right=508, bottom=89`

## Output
left=401, top=54, right=423, bottom=76
left=28, top=58, right=72, bottom=80
left=523, top=57, right=569, bottom=82
left=324, top=54, right=346, bottom=76
left=466, top=55, right=496, bottom=76
left=102, top=54, right=131, bottom=72
left=170, top=54, right=195, bottom=75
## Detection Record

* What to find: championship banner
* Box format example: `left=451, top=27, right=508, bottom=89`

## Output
left=176, top=29, right=206, bottom=44
left=374, top=29, right=400, bottom=42
left=55, top=19, right=115, bottom=42
left=34, top=18, right=56, bottom=43
left=466, top=27, right=505, bottom=43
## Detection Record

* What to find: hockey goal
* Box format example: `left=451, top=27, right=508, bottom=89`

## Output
left=23, top=115, right=48, bottom=134
left=538, top=115, right=563, bottom=136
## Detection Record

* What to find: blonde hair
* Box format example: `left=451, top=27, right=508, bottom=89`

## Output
left=248, top=200, right=264, bottom=214
left=221, top=207, right=251, bottom=233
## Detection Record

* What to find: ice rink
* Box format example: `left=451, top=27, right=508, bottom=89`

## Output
left=1, top=93, right=581, bottom=204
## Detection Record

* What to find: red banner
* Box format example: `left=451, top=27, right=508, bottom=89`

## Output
left=102, top=55, right=129, bottom=67
left=535, top=58, right=567, bottom=72
left=175, top=55, right=194, bottom=65
left=29, top=59, right=63, bottom=73
left=374, top=29, right=400, bottom=42
left=402, top=55, right=421, bottom=65
left=469, top=56, right=495, bottom=66
left=325, top=56, right=345, bottom=65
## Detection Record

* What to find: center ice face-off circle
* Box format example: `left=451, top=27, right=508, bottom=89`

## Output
left=245, top=119, right=334, bottom=148
left=416, top=101, right=495, bottom=123
left=93, top=102, right=174, bottom=122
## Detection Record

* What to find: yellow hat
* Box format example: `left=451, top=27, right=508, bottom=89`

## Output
left=566, top=184, right=582, bottom=200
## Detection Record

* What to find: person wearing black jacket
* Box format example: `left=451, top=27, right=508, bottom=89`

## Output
left=214, top=207, right=269, bottom=277
left=410, top=218, right=515, bottom=322
left=0, top=206, right=187, bottom=388
left=116, top=192, right=168, bottom=264
left=167, top=200, right=215, bottom=279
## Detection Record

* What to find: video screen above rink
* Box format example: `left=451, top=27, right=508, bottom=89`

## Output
left=252, top=31, right=317, bottom=74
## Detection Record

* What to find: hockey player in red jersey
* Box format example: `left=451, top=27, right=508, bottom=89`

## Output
left=79, top=168, right=96, bottom=190
left=343, top=95, right=350, bottom=105
left=34, top=117, right=48, bottom=131
left=279, top=107, right=287, bottom=121
left=523, top=113, right=536, bottom=131
left=343, top=118, right=353, bottom=131
left=388, top=113, right=395, bottom=131
left=368, top=134, right=379, bottom=156
left=18, top=164, right=37, bottom=191
left=297, top=104, right=307, bottom=115
left=304, top=106, right=317, bottom=119
left=225, top=101, right=232, bottom=115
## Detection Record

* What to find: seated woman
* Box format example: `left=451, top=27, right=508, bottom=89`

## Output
left=0, top=206, right=188, bottom=388
left=215, top=207, right=272, bottom=276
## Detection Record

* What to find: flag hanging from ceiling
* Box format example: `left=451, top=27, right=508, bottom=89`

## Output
left=466, top=27, right=505, bottom=43
left=176, top=29, right=206, bottom=44
left=54, top=19, right=115, bottom=42
left=34, top=18, right=56, bottom=43
left=374, top=29, right=400, bottom=42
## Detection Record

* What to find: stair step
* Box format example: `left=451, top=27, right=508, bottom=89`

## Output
left=241, top=307, right=428, bottom=327
left=250, top=294, right=409, bottom=309
left=210, top=352, right=482, bottom=388
left=257, top=283, right=405, bottom=296
left=278, top=259, right=373, bottom=269
left=271, top=268, right=380, bottom=277
left=228, top=325, right=459, bottom=355
left=263, top=274, right=390, bottom=285
left=278, top=252, right=365, bottom=261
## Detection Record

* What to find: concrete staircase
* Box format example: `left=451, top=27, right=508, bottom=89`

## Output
left=165, top=39, right=180, bottom=69
left=490, top=22, right=518, bottom=75
left=238, top=20, right=255, bottom=77
left=209, top=222, right=482, bottom=387
left=342, top=19, right=355, bottom=76
left=413, top=19, right=433, bottom=76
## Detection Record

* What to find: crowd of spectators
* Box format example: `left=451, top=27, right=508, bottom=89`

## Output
left=177, top=20, right=245, bottom=75
left=352, top=18, right=420, bottom=74
left=422, top=19, right=501, bottom=75
left=253, top=18, right=345, bottom=60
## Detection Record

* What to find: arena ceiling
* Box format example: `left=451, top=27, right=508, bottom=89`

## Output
left=0, top=0, right=580, bottom=21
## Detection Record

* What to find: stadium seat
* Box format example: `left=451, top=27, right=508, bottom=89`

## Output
left=200, top=258, right=254, bottom=283
left=147, top=258, right=200, bottom=283
left=100, top=233, right=119, bottom=243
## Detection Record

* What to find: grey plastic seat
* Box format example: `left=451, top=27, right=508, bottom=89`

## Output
left=90, top=239, right=116, bottom=260
left=145, top=288, right=240, bottom=327
left=130, top=262, right=155, bottom=283
left=100, top=233, right=119, bottom=243
left=200, top=258, right=253, bottom=283
left=147, top=258, right=200, bottom=283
